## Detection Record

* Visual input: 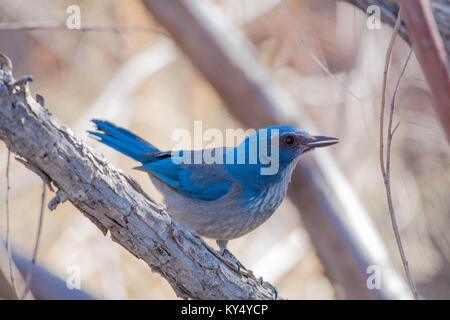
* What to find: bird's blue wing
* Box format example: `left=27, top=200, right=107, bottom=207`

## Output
left=89, top=121, right=233, bottom=201
left=89, top=120, right=159, bottom=163
left=135, top=149, right=233, bottom=201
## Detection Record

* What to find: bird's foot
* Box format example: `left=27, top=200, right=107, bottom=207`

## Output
left=219, top=247, right=228, bottom=256
left=8, top=75, right=33, bottom=92
left=219, top=247, right=245, bottom=273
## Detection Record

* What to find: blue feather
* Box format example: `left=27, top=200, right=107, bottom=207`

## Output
left=89, top=120, right=158, bottom=163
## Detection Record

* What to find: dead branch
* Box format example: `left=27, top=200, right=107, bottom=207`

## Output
left=384, top=46, right=418, bottom=299
left=21, top=182, right=46, bottom=300
left=10, top=250, right=94, bottom=300
left=399, top=0, right=450, bottom=143
left=0, top=240, right=34, bottom=300
left=379, top=8, right=403, bottom=187
left=281, top=0, right=361, bottom=101
left=379, top=8, right=419, bottom=297
left=379, top=7, right=419, bottom=300
left=5, top=151, right=19, bottom=298
left=0, top=53, right=279, bottom=300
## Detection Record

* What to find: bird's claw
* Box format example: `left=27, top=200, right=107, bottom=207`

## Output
left=220, top=248, right=244, bottom=273
left=8, top=75, right=33, bottom=91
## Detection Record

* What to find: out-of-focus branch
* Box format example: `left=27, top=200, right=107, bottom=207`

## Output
left=0, top=54, right=279, bottom=300
left=379, top=8, right=403, bottom=192
left=142, top=0, right=413, bottom=299
left=399, top=0, right=450, bottom=143
left=11, top=250, right=95, bottom=300
left=343, top=0, right=450, bottom=142
left=21, top=182, right=46, bottom=300
left=2, top=40, right=176, bottom=199
left=281, top=0, right=361, bottom=101
left=0, top=21, right=169, bottom=37
left=5, top=151, right=19, bottom=298
left=343, top=0, right=450, bottom=58
left=378, top=6, right=419, bottom=299
left=0, top=240, right=34, bottom=300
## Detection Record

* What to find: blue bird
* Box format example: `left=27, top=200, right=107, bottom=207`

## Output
left=89, top=120, right=338, bottom=254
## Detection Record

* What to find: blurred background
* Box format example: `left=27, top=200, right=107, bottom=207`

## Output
left=0, top=0, right=449, bottom=299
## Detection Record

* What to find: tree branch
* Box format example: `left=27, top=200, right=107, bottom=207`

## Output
left=399, top=0, right=450, bottom=143
left=343, top=0, right=450, bottom=59
left=0, top=53, right=279, bottom=300
left=21, top=181, right=46, bottom=300
left=344, top=0, right=450, bottom=143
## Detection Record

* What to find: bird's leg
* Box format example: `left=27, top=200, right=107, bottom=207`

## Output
left=216, top=240, right=244, bottom=272
left=217, top=240, right=229, bottom=256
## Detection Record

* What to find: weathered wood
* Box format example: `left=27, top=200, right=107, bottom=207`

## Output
left=0, top=54, right=279, bottom=300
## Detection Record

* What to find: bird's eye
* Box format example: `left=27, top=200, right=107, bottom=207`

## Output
left=284, top=135, right=295, bottom=145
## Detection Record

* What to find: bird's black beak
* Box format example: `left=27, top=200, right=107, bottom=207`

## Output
left=304, top=135, right=339, bottom=152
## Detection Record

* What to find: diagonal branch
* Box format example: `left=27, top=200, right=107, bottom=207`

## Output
left=5, top=150, right=19, bottom=298
left=0, top=53, right=279, bottom=300
left=399, top=0, right=450, bottom=143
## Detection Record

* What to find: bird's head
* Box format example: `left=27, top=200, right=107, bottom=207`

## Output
left=234, top=126, right=339, bottom=176
left=271, top=125, right=339, bottom=161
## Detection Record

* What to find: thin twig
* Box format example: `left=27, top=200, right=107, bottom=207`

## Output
left=384, top=47, right=418, bottom=299
left=380, top=9, right=402, bottom=178
left=379, top=8, right=420, bottom=299
left=5, top=151, right=19, bottom=299
left=387, top=48, right=414, bottom=175
left=0, top=21, right=170, bottom=37
left=21, top=182, right=46, bottom=300
left=281, top=0, right=361, bottom=102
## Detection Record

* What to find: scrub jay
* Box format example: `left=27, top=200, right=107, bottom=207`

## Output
left=90, top=120, right=338, bottom=254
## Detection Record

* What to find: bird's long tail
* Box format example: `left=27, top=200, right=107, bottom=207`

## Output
left=89, top=120, right=159, bottom=163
